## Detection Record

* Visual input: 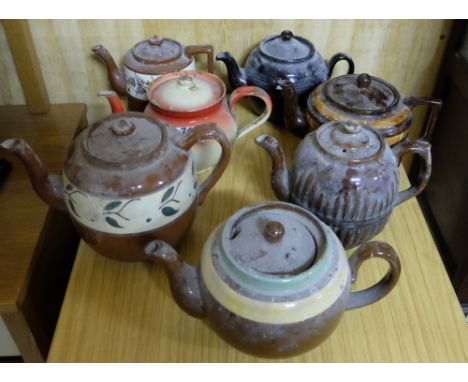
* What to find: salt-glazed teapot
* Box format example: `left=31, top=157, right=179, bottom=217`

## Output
left=256, top=120, right=432, bottom=249
left=0, top=113, right=230, bottom=261
left=145, top=201, right=401, bottom=358
left=144, top=71, right=272, bottom=173
left=216, top=30, right=354, bottom=124
left=92, top=35, right=214, bottom=112
left=280, top=72, right=442, bottom=142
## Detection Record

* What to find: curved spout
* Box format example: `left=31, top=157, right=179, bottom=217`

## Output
left=255, top=135, right=290, bottom=202
left=145, top=240, right=206, bottom=319
left=277, top=79, right=308, bottom=138
left=0, top=139, right=66, bottom=211
left=98, top=90, right=125, bottom=113
left=91, top=44, right=126, bottom=96
left=216, top=51, right=248, bottom=90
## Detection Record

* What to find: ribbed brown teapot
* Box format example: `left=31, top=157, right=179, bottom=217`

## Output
left=256, top=120, right=432, bottom=249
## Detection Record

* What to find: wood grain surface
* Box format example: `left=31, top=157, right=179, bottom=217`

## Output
left=48, top=108, right=468, bottom=362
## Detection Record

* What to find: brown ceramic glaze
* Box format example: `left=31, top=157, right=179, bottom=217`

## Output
left=281, top=73, right=442, bottom=144
left=92, top=36, right=214, bottom=111
left=0, top=114, right=231, bottom=261
left=256, top=120, right=432, bottom=249
left=145, top=201, right=401, bottom=358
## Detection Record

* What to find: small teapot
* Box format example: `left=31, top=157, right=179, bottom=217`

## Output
left=0, top=113, right=230, bottom=261
left=144, top=71, right=272, bottom=173
left=92, top=35, right=214, bottom=112
left=216, top=30, right=354, bottom=124
left=145, top=201, right=401, bottom=358
left=280, top=72, right=442, bottom=142
left=256, top=120, right=432, bottom=249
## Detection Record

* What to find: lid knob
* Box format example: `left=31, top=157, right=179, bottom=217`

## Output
left=357, top=73, right=372, bottom=88
left=280, top=30, right=294, bottom=40
left=149, top=35, right=165, bottom=46
left=110, top=119, right=136, bottom=136
left=341, top=120, right=362, bottom=135
left=177, top=75, right=197, bottom=89
left=263, top=221, right=285, bottom=243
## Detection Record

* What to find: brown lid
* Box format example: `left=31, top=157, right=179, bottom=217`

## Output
left=147, top=71, right=225, bottom=114
left=124, top=35, right=193, bottom=74
left=259, top=30, right=315, bottom=62
left=223, top=203, right=317, bottom=276
left=64, top=112, right=189, bottom=197
left=322, top=73, right=400, bottom=115
left=315, top=120, right=384, bottom=162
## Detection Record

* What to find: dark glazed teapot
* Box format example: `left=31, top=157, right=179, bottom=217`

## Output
left=145, top=201, right=401, bottom=358
left=92, top=35, right=214, bottom=112
left=0, top=113, right=230, bottom=261
left=281, top=72, right=442, bottom=142
left=256, top=120, right=432, bottom=249
left=216, top=30, right=354, bottom=124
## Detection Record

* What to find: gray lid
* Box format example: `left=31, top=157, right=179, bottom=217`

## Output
left=316, top=120, right=384, bottom=162
left=259, top=30, right=315, bottom=63
left=224, top=203, right=317, bottom=276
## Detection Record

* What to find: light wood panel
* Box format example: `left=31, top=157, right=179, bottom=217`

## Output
left=48, top=108, right=468, bottom=362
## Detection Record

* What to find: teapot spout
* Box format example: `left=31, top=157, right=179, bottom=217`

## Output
left=216, top=51, right=248, bottom=90
left=98, top=90, right=125, bottom=113
left=92, top=44, right=126, bottom=96
left=255, top=135, right=290, bottom=202
left=278, top=79, right=308, bottom=138
left=145, top=240, right=206, bottom=319
left=0, top=139, right=66, bottom=211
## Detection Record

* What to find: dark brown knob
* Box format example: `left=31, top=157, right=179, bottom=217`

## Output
left=281, top=30, right=293, bottom=41
left=110, top=120, right=136, bottom=136
left=357, top=73, right=372, bottom=88
left=149, top=35, right=164, bottom=46
left=264, top=221, right=285, bottom=243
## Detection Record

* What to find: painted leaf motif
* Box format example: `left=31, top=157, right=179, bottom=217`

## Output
left=161, top=206, right=178, bottom=217
left=161, top=186, right=174, bottom=204
left=104, top=201, right=122, bottom=211
left=105, top=216, right=124, bottom=228
left=68, top=199, right=80, bottom=217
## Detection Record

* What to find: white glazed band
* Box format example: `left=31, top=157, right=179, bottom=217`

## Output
left=200, top=229, right=350, bottom=325
left=63, top=157, right=197, bottom=235
left=124, top=61, right=197, bottom=100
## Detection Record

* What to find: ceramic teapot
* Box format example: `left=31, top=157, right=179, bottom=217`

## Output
left=92, top=35, right=214, bottom=112
left=144, top=71, right=272, bottom=173
left=256, top=120, right=432, bottom=249
left=0, top=113, right=230, bottom=262
left=145, top=201, right=401, bottom=358
left=216, top=30, right=354, bottom=124
left=280, top=72, right=442, bottom=142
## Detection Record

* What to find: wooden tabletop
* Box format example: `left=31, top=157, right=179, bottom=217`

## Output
left=48, top=109, right=468, bottom=362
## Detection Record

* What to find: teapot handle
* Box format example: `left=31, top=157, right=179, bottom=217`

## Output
left=185, top=45, right=214, bottom=73
left=403, top=97, right=442, bottom=141
left=392, top=138, right=432, bottom=206
left=346, top=241, right=401, bottom=310
left=228, top=86, right=272, bottom=140
left=180, top=123, right=231, bottom=205
left=327, top=52, right=355, bottom=78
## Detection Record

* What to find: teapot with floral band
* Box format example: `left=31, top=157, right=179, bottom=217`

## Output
left=92, top=35, right=214, bottom=112
left=0, top=113, right=230, bottom=262
left=145, top=201, right=401, bottom=358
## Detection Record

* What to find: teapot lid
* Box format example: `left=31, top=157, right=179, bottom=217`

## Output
left=147, top=71, right=225, bottom=114
left=222, top=202, right=318, bottom=277
left=259, top=30, right=315, bottom=63
left=322, top=73, right=400, bottom=115
left=315, top=120, right=384, bottom=162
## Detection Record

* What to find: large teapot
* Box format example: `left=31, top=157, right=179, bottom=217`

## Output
left=92, top=35, right=214, bottom=112
left=0, top=113, right=230, bottom=261
left=256, top=120, right=432, bottom=249
left=216, top=30, right=354, bottom=124
left=145, top=201, right=401, bottom=358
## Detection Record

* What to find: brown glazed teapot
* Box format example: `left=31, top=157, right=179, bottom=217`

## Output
left=145, top=201, right=401, bottom=358
left=280, top=73, right=442, bottom=142
left=0, top=113, right=230, bottom=261
left=256, top=120, right=432, bottom=249
left=92, top=35, right=214, bottom=112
